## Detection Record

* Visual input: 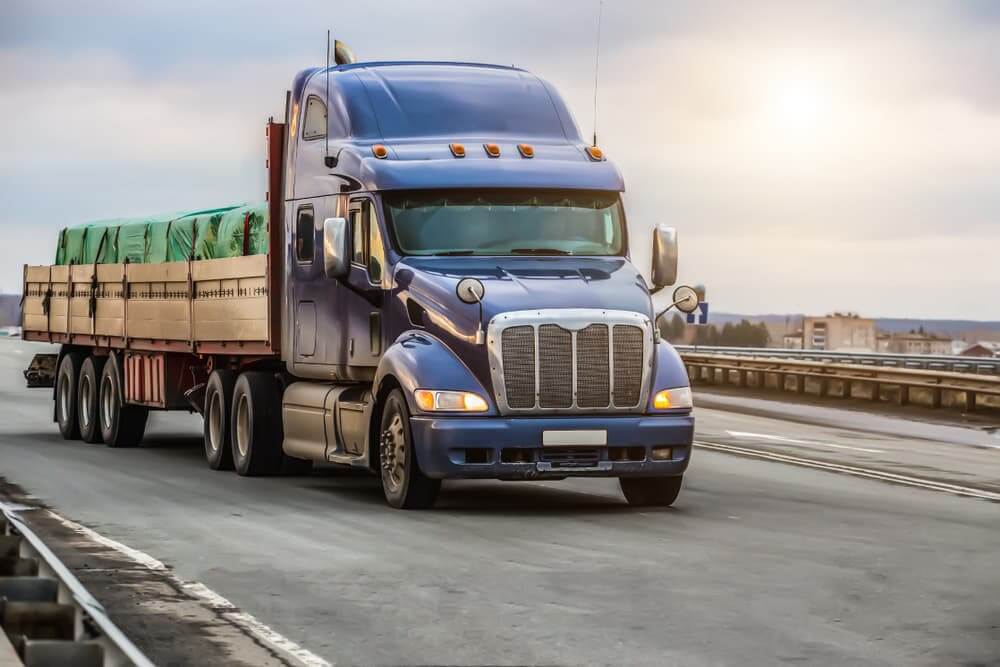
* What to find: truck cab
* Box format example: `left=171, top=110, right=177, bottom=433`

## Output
left=271, top=58, right=697, bottom=508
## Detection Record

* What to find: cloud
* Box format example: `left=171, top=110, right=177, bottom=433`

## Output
left=1, top=0, right=998, bottom=318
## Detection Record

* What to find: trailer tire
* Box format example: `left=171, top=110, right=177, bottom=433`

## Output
left=619, top=475, right=683, bottom=507
left=56, top=351, right=86, bottom=440
left=203, top=370, right=237, bottom=471
left=99, top=353, right=148, bottom=448
left=77, top=355, right=106, bottom=443
left=231, top=372, right=284, bottom=476
left=378, top=389, right=440, bottom=509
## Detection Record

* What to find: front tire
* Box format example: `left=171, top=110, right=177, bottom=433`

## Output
left=56, top=351, right=85, bottom=440
left=203, top=369, right=236, bottom=470
left=619, top=476, right=683, bottom=507
left=231, top=372, right=284, bottom=476
left=378, top=390, right=440, bottom=509
left=98, top=353, right=148, bottom=448
left=77, top=355, right=106, bottom=443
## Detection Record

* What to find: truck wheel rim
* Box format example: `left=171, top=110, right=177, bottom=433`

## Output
left=380, top=412, right=405, bottom=493
left=100, top=375, right=115, bottom=431
left=208, top=391, right=224, bottom=454
left=235, top=394, right=250, bottom=458
left=80, top=374, right=93, bottom=430
left=58, top=372, right=71, bottom=422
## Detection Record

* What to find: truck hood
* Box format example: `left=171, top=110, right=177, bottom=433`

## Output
left=395, top=256, right=653, bottom=327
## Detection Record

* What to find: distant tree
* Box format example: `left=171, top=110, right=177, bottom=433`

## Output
left=657, top=313, right=686, bottom=343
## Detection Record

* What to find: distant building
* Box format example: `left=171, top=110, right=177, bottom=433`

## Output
left=802, top=313, right=876, bottom=351
left=885, top=333, right=952, bottom=355
left=960, top=341, right=1000, bottom=358
left=783, top=332, right=803, bottom=349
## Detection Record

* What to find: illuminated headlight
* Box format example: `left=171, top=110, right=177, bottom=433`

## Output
left=652, top=386, right=693, bottom=410
left=414, top=389, right=489, bottom=413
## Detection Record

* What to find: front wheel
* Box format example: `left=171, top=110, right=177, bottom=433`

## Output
left=619, top=476, right=683, bottom=507
left=379, top=390, right=440, bottom=509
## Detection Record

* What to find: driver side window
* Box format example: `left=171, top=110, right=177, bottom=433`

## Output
left=349, top=199, right=385, bottom=285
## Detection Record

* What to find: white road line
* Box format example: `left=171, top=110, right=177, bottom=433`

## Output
left=49, top=510, right=332, bottom=667
left=695, top=440, right=1000, bottom=502
left=725, top=430, right=885, bottom=454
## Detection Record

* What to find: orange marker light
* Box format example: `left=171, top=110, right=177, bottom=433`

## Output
left=517, top=143, right=535, bottom=158
left=483, top=143, right=501, bottom=158
left=450, top=143, right=466, bottom=158
left=585, top=146, right=604, bottom=161
left=372, top=144, right=389, bottom=159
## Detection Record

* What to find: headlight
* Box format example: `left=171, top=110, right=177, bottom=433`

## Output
left=414, top=389, right=489, bottom=413
left=652, top=386, right=693, bottom=410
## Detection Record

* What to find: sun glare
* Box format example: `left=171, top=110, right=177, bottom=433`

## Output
left=769, top=78, right=833, bottom=138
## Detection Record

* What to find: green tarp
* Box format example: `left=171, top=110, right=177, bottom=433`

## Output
left=54, top=204, right=268, bottom=265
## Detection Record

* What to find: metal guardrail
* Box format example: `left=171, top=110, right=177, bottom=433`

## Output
left=680, top=352, right=1000, bottom=412
left=674, top=345, right=1000, bottom=376
left=1, top=503, right=153, bottom=667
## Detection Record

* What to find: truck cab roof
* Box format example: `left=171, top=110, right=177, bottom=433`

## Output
left=288, top=61, right=624, bottom=194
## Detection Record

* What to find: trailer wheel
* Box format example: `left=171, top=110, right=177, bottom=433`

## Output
left=98, top=353, right=148, bottom=448
left=203, top=370, right=237, bottom=471
left=56, top=351, right=86, bottom=440
left=77, top=355, right=106, bottom=443
left=378, top=389, right=440, bottom=509
left=231, top=372, right=284, bottom=476
left=619, top=476, right=683, bottom=507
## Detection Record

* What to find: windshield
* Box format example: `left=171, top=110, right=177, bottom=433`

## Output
left=382, top=189, right=626, bottom=256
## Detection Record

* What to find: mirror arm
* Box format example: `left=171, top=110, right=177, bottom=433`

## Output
left=655, top=297, right=689, bottom=324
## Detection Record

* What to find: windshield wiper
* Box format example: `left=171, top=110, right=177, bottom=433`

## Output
left=431, top=250, right=477, bottom=256
left=510, top=248, right=571, bottom=255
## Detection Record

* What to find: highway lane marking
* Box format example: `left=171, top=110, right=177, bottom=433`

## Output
left=49, top=510, right=333, bottom=667
left=695, top=440, right=1000, bottom=502
left=725, top=430, right=885, bottom=454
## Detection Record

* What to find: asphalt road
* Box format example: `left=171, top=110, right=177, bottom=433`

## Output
left=1, top=339, right=998, bottom=666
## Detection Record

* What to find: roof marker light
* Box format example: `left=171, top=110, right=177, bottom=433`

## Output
left=517, top=144, right=535, bottom=158
left=372, top=144, right=389, bottom=159
left=450, top=143, right=466, bottom=158
left=484, top=143, right=501, bottom=158
left=585, top=146, right=605, bottom=161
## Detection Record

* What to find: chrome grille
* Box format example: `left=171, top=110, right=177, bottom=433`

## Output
left=538, top=324, right=573, bottom=408
left=613, top=324, right=644, bottom=407
left=576, top=324, right=610, bottom=408
left=501, top=326, right=535, bottom=409
left=490, top=309, right=652, bottom=415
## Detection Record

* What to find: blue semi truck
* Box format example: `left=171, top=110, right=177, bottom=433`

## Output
left=25, top=46, right=700, bottom=509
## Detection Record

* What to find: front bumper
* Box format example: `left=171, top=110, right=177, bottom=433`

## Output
left=409, top=413, right=694, bottom=480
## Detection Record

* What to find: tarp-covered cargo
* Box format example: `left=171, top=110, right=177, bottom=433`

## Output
left=53, top=204, right=268, bottom=265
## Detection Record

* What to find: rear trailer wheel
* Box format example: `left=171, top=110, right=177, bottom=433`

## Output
left=77, top=355, right=106, bottom=443
left=619, top=476, right=683, bottom=507
left=231, top=372, right=284, bottom=476
left=98, top=353, right=148, bottom=448
left=203, top=370, right=237, bottom=470
left=56, top=351, right=85, bottom=440
left=379, top=389, right=440, bottom=509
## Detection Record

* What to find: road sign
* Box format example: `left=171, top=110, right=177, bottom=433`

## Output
left=686, top=302, right=709, bottom=325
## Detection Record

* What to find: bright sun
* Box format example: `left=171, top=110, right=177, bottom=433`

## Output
left=768, top=78, right=834, bottom=140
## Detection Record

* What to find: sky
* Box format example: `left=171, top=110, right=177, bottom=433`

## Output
left=2, top=0, right=999, bottom=319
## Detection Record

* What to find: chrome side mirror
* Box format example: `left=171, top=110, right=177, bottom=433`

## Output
left=323, top=217, right=350, bottom=279
left=671, top=285, right=700, bottom=314
left=651, top=225, right=678, bottom=289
